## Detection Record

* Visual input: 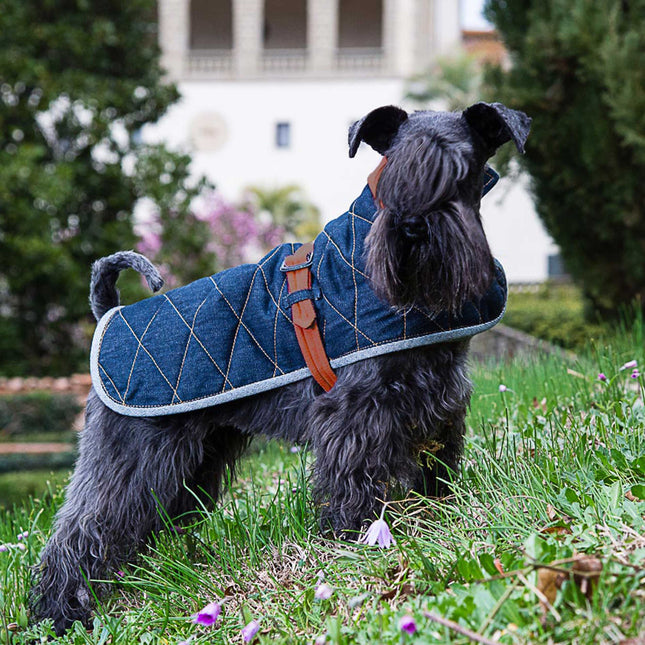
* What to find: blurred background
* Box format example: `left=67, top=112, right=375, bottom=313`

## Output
left=0, top=0, right=643, bottom=506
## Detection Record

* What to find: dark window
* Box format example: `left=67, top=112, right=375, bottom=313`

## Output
left=338, top=0, right=383, bottom=48
left=264, top=0, right=307, bottom=49
left=276, top=122, right=291, bottom=148
left=547, top=253, right=567, bottom=277
left=190, top=0, right=233, bottom=50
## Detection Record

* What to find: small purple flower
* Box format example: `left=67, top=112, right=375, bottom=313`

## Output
left=16, top=531, right=28, bottom=541
left=191, top=601, right=221, bottom=627
left=290, top=445, right=301, bottom=453
left=597, top=373, right=607, bottom=382
left=361, top=506, right=395, bottom=548
left=314, top=582, right=333, bottom=600
left=314, top=635, right=327, bottom=645
left=620, top=360, right=638, bottom=371
left=0, top=544, right=9, bottom=552
left=631, top=369, right=640, bottom=379
left=398, top=615, right=417, bottom=634
left=498, top=384, right=507, bottom=392
left=241, top=619, right=260, bottom=643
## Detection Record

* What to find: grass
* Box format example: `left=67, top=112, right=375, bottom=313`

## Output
left=0, top=470, right=70, bottom=511
left=1, top=319, right=645, bottom=643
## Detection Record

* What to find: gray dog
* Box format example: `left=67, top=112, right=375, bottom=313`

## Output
left=30, top=102, right=530, bottom=634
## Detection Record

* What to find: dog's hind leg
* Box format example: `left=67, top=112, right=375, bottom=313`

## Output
left=411, top=410, right=467, bottom=498
left=170, top=423, right=249, bottom=521
left=29, top=392, right=229, bottom=634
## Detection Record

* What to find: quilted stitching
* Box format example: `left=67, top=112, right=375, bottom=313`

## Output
left=92, top=176, right=506, bottom=416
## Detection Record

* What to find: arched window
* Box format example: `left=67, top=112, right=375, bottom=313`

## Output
left=264, top=0, right=307, bottom=49
left=338, top=0, right=383, bottom=49
left=190, top=0, right=233, bottom=50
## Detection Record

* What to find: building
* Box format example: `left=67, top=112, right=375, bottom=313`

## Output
left=148, top=0, right=558, bottom=282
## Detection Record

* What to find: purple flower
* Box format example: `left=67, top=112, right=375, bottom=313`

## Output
left=16, top=531, right=28, bottom=541
left=498, top=384, right=507, bottom=392
left=597, top=373, right=607, bottom=382
left=360, top=507, right=395, bottom=548
left=398, top=615, right=417, bottom=634
left=0, top=544, right=9, bottom=552
left=241, top=619, right=260, bottom=643
left=620, top=360, right=638, bottom=371
left=314, top=582, right=333, bottom=600
left=191, top=601, right=221, bottom=626
left=631, top=369, right=640, bottom=379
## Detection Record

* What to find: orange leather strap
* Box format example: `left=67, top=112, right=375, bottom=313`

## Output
left=282, top=243, right=337, bottom=392
left=368, top=155, right=387, bottom=199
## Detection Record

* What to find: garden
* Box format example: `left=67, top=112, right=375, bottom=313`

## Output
left=1, top=315, right=644, bottom=643
left=1, top=0, right=644, bottom=642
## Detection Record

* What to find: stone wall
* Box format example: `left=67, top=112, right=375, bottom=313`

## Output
left=0, top=374, right=92, bottom=405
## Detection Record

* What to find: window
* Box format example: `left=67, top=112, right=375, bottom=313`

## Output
left=547, top=253, right=567, bottom=278
left=276, top=122, right=291, bottom=148
left=190, top=0, right=233, bottom=50
left=338, top=0, right=383, bottom=49
left=264, top=0, right=307, bottom=50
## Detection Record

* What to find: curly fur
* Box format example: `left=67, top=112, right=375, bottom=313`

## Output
left=30, top=101, right=530, bottom=634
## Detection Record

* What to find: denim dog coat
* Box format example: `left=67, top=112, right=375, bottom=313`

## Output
left=91, top=168, right=506, bottom=417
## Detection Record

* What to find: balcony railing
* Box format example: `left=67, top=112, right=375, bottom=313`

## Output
left=185, top=46, right=386, bottom=78
left=335, top=47, right=385, bottom=73
left=261, top=49, right=308, bottom=74
left=188, top=50, right=234, bottom=76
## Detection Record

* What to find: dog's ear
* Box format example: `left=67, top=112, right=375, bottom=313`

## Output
left=348, top=106, right=408, bottom=158
left=463, top=102, right=531, bottom=154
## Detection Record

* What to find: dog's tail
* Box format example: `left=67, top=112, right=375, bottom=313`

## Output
left=90, top=251, right=164, bottom=321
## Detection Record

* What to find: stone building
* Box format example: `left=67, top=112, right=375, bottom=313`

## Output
left=148, top=0, right=558, bottom=282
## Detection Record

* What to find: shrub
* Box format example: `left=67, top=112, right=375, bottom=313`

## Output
left=504, top=282, right=605, bottom=352
left=484, top=0, right=645, bottom=318
left=0, top=392, right=81, bottom=440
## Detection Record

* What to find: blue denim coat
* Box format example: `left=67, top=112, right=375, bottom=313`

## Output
left=91, top=169, right=505, bottom=417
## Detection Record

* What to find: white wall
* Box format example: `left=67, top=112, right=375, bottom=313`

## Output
left=143, top=78, right=403, bottom=220
left=481, top=173, right=558, bottom=283
left=144, top=78, right=557, bottom=282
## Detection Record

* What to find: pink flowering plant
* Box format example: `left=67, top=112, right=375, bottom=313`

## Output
left=596, top=359, right=642, bottom=393
left=360, top=503, right=396, bottom=548
left=136, top=190, right=285, bottom=288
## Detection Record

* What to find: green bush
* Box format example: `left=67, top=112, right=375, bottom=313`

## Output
left=504, top=282, right=605, bottom=351
left=484, top=0, right=645, bottom=318
left=0, top=392, right=81, bottom=440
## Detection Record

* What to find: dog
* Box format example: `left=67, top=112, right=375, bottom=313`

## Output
left=30, top=101, right=530, bottom=634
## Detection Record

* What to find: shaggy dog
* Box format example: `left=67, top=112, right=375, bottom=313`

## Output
left=30, top=102, right=530, bottom=634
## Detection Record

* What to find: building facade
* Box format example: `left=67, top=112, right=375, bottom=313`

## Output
left=148, top=0, right=558, bottom=282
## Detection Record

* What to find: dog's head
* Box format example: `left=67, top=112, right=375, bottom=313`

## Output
left=350, top=102, right=531, bottom=314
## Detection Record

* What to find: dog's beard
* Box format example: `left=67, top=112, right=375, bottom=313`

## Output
left=366, top=201, right=494, bottom=315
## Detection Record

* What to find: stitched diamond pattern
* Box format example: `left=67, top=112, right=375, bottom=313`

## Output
left=93, top=184, right=507, bottom=415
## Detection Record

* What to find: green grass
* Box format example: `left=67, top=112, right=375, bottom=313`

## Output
left=2, top=320, right=645, bottom=644
left=0, top=470, right=70, bottom=512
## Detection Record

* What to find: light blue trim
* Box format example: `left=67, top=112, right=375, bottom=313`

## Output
left=90, top=296, right=506, bottom=418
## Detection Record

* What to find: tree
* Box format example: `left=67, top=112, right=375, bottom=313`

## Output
left=245, top=185, right=322, bottom=242
left=484, top=0, right=645, bottom=317
left=136, top=190, right=284, bottom=287
left=406, top=53, right=483, bottom=112
left=0, top=0, right=207, bottom=375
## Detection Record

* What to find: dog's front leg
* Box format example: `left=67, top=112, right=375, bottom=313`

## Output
left=309, top=376, right=417, bottom=539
